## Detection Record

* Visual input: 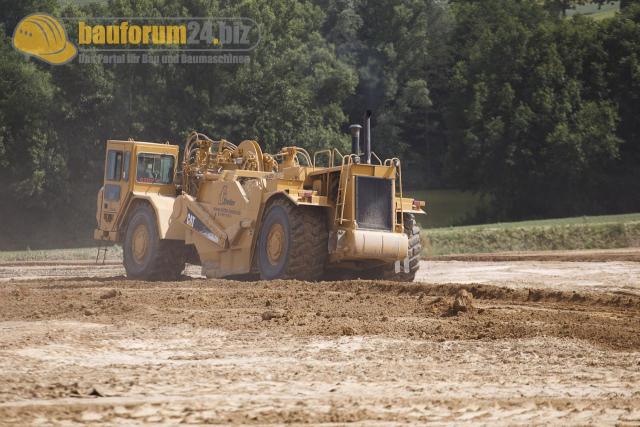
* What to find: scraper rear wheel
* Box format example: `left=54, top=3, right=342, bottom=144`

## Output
left=257, top=199, right=327, bottom=281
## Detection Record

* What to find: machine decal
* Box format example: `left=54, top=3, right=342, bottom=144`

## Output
left=212, top=207, right=241, bottom=217
left=218, top=185, right=237, bottom=206
left=185, top=208, right=220, bottom=244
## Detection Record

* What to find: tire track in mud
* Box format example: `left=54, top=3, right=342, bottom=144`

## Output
left=1, top=278, right=639, bottom=350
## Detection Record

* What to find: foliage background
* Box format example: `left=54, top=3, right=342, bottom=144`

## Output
left=0, top=0, right=638, bottom=249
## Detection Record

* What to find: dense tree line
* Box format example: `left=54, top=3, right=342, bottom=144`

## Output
left=0, top=0, right=638, bottom=247
left=447, top=0, right=640, bottom=218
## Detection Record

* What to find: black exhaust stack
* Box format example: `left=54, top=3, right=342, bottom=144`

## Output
left=349, top=124, right=362, bottom=157
left=363, top=110, right=372, bottom=164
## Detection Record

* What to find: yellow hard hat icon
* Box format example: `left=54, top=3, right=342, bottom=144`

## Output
left=13, top=13, right=77, bottom=65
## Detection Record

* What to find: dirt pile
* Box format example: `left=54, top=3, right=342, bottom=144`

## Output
left=261, top=309, right=286, bottom=321
left=449, top=289, right=475, bottom=315
left=99, top=289, right=119, bottom=299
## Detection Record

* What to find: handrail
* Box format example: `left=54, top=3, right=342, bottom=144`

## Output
left=296, top=148, right=313, bottom=166
left=313, top=147, right=345, bottom=168
left=386, top=157, right=404, bottom=230
left=371, top=151, right=383, bottom=165
left=335, top=154, right=358, bottom=224
left=332, top=148, right=344, bottom=165
left=313, top=149, right=333, bottom=168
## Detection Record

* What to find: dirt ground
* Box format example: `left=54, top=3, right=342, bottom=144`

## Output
left=1, top=251, right=639, bottom=425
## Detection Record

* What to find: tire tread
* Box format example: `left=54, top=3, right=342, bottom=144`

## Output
left=260, top=199, right=327, bottom=281
left=124, top=205, right=185, bottom=281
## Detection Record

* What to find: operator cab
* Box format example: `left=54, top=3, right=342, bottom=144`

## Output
left=94, top=140, right=179, bottom=241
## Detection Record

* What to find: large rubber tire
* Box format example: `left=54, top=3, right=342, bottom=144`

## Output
left=257, top=199, right=327, bottom=281
left=123, top=205, right=186, bottom=281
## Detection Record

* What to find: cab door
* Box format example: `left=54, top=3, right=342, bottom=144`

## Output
left=98, top=141, right=132, bottom=232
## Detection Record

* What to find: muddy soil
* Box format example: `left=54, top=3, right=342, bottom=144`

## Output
left=0, top=256, right=639, bottom=425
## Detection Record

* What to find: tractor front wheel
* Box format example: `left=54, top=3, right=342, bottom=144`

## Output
left=382, top=213, right=422, bottom=282
left=123, top=204, right=185, bottom=280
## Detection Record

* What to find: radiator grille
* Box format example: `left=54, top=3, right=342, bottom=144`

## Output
left=355, top=176, right=393, bottom=230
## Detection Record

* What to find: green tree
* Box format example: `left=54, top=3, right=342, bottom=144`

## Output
left=446, top=0, right=622, bottom=218
left=215, top=0, right=358, bottom=152
left=0, top=0, right=57, bottom=31
left=0, top=32, right=67, bottom=208
left=596, top=4, right=640, bottom=211
left=94, top=0, right=357, bottom=153
left=321, top=0, right=452, bottom=186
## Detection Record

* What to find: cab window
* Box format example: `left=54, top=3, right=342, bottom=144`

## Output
left=106, top=150, right=123, bottom=181
left=122, top=152, right=131, bottom=181
left=136, top=153, right=175, bottom=184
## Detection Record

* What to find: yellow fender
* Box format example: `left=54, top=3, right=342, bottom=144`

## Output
left=126, top=192, right=184, bottom=240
